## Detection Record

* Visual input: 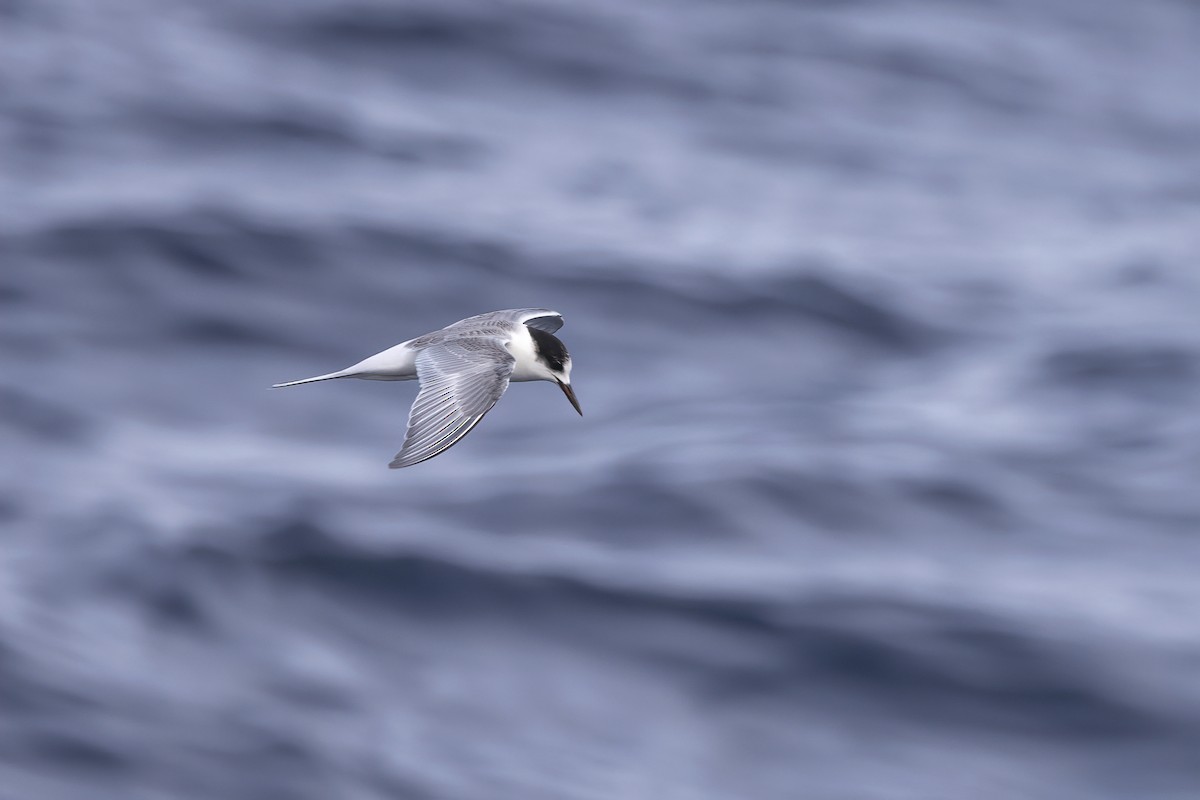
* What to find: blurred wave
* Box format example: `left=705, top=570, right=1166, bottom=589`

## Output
left=3, top=0, right=1200, bottom=799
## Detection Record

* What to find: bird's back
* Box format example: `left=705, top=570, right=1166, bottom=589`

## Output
left=410, top=309, right=555, bottom=349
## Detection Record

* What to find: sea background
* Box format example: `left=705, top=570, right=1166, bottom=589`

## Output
left=2, top=1, right=1200, bottom=798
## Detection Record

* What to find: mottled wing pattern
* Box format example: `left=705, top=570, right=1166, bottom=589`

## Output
left=389, top=338, right=515, bottom=468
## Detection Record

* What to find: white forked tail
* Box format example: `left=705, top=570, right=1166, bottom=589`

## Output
left=271, top=370, right=351, bottom=388
left=271, top=342, right=418, bottom=388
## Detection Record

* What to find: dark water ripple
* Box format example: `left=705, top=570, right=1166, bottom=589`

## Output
left=3, top=0, right=1200, bottom=798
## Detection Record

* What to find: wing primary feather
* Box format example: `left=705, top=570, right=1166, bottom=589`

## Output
left=389, top=338, right=515, bottom=468
left=520, top=311, right=564, bottom=334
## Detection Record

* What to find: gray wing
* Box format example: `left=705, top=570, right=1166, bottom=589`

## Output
left=436, top=308, right=563, bottom=335
left=414, top=309, right=564, bottom=346
left=516, top=309, right=563, bottom=334
left=389, top=338, right=515, bottom=468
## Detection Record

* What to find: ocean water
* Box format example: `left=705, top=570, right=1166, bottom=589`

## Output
left=2, top=0, right=1200, bottom=798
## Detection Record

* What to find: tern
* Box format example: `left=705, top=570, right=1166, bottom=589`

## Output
left=272, top=309, right=581, bottom=468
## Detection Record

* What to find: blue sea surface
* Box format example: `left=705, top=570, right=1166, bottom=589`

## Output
left=2, top=0, right=1200, bottom=798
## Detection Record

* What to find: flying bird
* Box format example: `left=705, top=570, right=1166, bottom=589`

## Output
left=272, top=309, right=581, bottom=468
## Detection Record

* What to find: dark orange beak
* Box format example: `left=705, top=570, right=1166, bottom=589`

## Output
left=556, top=380, right=582, bottom=415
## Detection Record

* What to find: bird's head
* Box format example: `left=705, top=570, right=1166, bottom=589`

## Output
left=528, top=327, right=582, bottom=415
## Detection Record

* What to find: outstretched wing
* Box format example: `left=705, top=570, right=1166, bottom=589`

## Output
left=432, top=309, right=564, bottom=337
left=515, top=309, right=563, bottom=334
left=389, top=338, right=515, bottom=468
